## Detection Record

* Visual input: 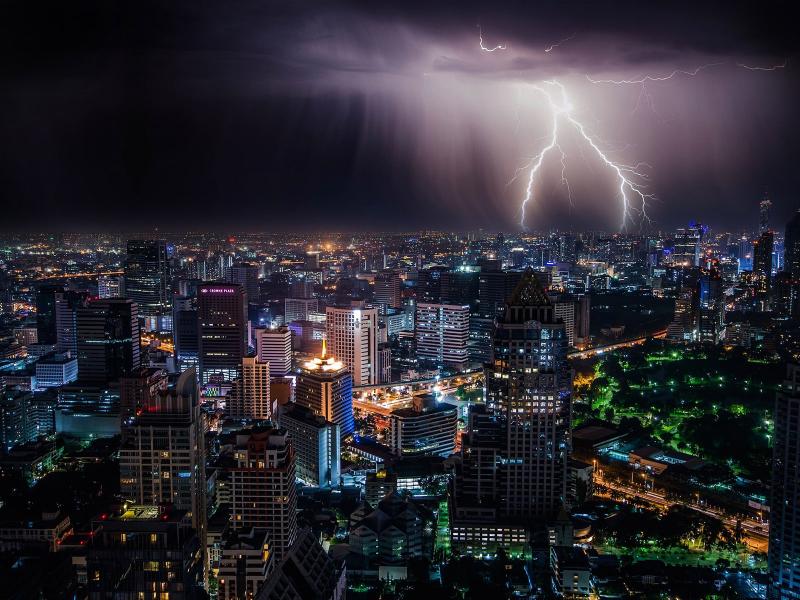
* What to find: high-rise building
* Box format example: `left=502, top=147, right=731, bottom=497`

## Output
left=254, top=326, right=292, bottom=377
left=325, top=305, right=378, bottom=386
left=768, top=363, right=800, bottom=599
left=86, top=505, right=204, bottom=600
left=217, top=528, right=275, bottom=600
left=198, top=283, right=247, bottom=384
left=284, top=297, right=318, bottom=323
left=76, top=298, right=141, bottom=384
left=229, top=427, right=297, bottom=560
left=785, top=209, right=800, bottom=278
left=415, top=303, right=470, bottom=368
left=55, top=290, right=86, bottom=355
left=295, top=345, right=354, bottom=438
left=673, top=223, right=704, bottom=268
left=36, top=284, right=62, bottom=346
left=227, top=357, right=271, bottom=420
left=124, top=239, right=170, bottom=318
left=754, top=230, right=775, bottom=293
left=697, top=269, right=724, bottom=344
left=119, top=369, right=207, bottom=542
left=173, top=295, right=199, bottom=372
left=97, top=274, right=123, bottom=299
left=279, top=403, right=341, bottom=487
left=374, top=270, right=402, bottom=312
left=227, top=262, right=260, bottom=304
left=452, top=270, right=571, bottom=552
left=388, top=395, right=457, bottom=458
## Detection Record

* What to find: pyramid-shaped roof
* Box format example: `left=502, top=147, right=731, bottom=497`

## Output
left=507, top=268, right=551, bottom=307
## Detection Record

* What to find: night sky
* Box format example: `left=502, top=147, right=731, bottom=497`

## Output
left=1, top=0, right=798, bottom=232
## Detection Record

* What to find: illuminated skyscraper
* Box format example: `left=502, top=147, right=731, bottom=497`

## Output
left=97, top=274, right=123, bottom=299
left=119, top=369, right=206, bottom=542
left=415, top=303, right=470, bottom=368
left=198, top=283, right=247, bottom=384
left=230, top=426, right=297, bottom=560
left=673, top=223, right=704, bottom=268
left=325, top=305, right=377, bottom=386
left=295, top=344, right=354, bottom=438
left=754, top=230, right=775, bottom=293
left=227, top=357, right=271, bottom=420
left=760, top=193, right=772, bottom=234
left=452, top=270, right=571, bottom=552
left=254, top=326, right=292, bottom=377
left=374, top=269, right=402, bottom=312
left=768, top=364, right=800, bottom=599
left=124, top=239, right=170, bottom=318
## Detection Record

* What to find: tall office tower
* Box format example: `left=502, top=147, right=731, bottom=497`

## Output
left=230, top=427, right=297, bottom=560
left=415, top=303, right=470, bottom=368
left=36, top=284, right=62, bottom=346
left=575, top=295, right=591, bottom=345
left=295, top=346, right=354, bottom=438
left=0, top=390, right=39, bottom=451
left=549, top=296, right=577, bottom=347
left=227, top=357, right=271, bottom=420
left=325, top=305, right=378, bottom=386
left=452, top=271, right=571, bottom=553
left=284, top=297, right=318, bottom=323
left=227, top=262, right=259, bottom=304
left=173, top=295, right=199, bottom=372
left=86, top=505, right=204, bottom=600
left=673, top=223, right=704, bottom=267
left=97, top=274, right=123, bottom=299
left=478, top=269, right=524, bottom=316
left=667, top=289, right=696, bottom=342
left=754, top=230, right=775, bottom=293
left=119, top=369, right=206, bottom=540
left=55, top=290, right=86, bottom=355
left=76, top=298, right=141, bottom=384
left=198, top=283, right=247, bottom=384
left=760, top=193, right=773, bottom=234
left=768, top=364, right=800, bottom=600
left=487, top=271, right=571, bottom=517
left=785, top=209, right=800, bottom=277
left=124, top=239, right=170, bottom=318
left=697, top=270, right=724, bottom=343
left=374, top=270, right=402, bottom=312
left=279, top=403, right=341, bottom=487
left=388, top=394, right=458, bottom=458
left=254, top=326, right=292, bottom=377
left=119, top=367, right=168, bottom=423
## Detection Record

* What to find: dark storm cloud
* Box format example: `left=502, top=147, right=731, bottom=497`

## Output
left=0, top=0, right=798, bottom=232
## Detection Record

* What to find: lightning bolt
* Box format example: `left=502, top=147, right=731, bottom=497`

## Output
left=516, top=82, right=652, bottom=230
left=544, top=32, right=576, bottom=53
left=736, top=59, right=788, bottom=71
left=477, top=25, right=506, bottom=52
left=585, top=62, right=725, bottom=84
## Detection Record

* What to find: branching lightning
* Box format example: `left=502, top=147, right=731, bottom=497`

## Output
left=513, top=82, right=653, bottom=230
left=477, top=25, right=506, bottom=52
left=477, top=28, right=787, bottom=231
